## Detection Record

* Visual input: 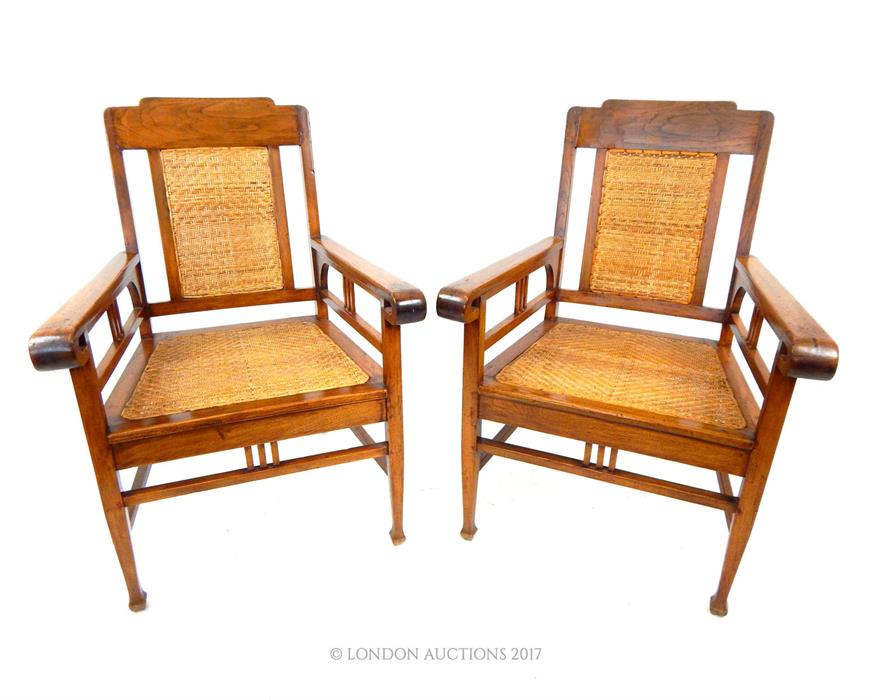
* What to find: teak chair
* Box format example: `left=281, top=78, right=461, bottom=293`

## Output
left=29, top=98, right=425, bottom=611
left=437, top=100, right=838, bottom=615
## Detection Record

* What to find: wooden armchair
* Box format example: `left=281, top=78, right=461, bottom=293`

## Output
left=29, top=98, right=425, bottom=611
left=437, top=100, right=838, bottom=615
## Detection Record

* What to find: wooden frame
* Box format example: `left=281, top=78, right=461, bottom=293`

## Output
left=437, top=100, right=838, bottom=615
left=30, top=98, right=425, bottom=611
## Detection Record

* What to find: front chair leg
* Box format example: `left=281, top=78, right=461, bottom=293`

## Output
left=386, top=415, right=406, bottom=545
left=710, top=367, right=795, bottom=616
left=709, top=465, right=770, bottom=616
left=383, top=323, right=406, bottom=545
left=460, top=415, right=481, bottom=540
left=72, top=362, right=146, bottom=612
left=98, top=471, right=148, bottom=612
left=460, top=319, right=484, bottom=540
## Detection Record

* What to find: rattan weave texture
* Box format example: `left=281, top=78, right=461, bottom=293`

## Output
left=589, top=149, right=717, bottom=304
left=160, top=147, right=284, bottom=297
left=122, top=320, right=369, bottom=420
left=496, top=322, right=745, bottom=429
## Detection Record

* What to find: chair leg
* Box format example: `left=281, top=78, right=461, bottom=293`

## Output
left=71, top=361, right=146, bottom=611
left=709, top=465, right=769, bottom=616
left=96, top=463, right=148, bottom=612
left=710, top=367, right=795, bottom=616
left=386, top=416, right=406, bottom=546
left=460, top=414, right=481, bottom=540
left=383, top=323, right=405, bottom=545
left=460, top=319, right=484, bottom=541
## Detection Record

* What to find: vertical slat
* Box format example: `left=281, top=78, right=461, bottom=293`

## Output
left=747, top=305, right=764, bottom=349
left=691, top=153, right=730, bottom=305
left=596, top=444, right=606, bottom=468
left=257, top=444, right=268, bottom=467
left=267, top=146, right=295, bottom=290
left=343, top=276, right=356, bottom=314
left=106, top=300, right=124, bottom=342
left=583, top=442, right=592, bottom=465
left=270, top=441, right=280, bottom=466
left=608, top=447, right=618, bottom=472
left=147, top=149, right=184, bottom=300
left=579, top=148, right=607, bottom=291
left=514, top=275, right=529, bottom=314
left=244, top=446, right=254, bottom=469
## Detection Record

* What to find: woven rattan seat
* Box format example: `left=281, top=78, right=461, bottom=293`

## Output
left=121, top=319, right=369, bottom=420
left=495, top=321, right=746, bottom=430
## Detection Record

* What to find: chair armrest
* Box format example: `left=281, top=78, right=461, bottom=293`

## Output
left=735, top=255, right=838, bottom=380
left=436, top=237, right=563, bottom=322
left=310, top=236, right=426, bottom=325
left=29, top=252, right=140, bottom=371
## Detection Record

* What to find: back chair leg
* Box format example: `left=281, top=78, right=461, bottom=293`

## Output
left=383, top=323, right=406, bottom=545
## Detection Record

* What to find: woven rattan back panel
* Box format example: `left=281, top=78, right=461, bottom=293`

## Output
left=587, top=148, right=717, bottom=304
left=159, top=147, right=284, bottom=298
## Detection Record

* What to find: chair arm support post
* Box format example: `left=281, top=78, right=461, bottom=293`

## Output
left=311, top=236, right=426, bottom=325
left=436, top=237, right=563, bottom=323
left=734, top=256, right=838, bottom=381
left=29, top=252, right=142, bottom=372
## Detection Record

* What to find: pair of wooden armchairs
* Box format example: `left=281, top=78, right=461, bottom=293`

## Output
left=31, top=98, right=837, bottom=616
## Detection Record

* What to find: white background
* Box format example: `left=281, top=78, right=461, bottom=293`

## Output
left=2, top=1, right=869, bottom=698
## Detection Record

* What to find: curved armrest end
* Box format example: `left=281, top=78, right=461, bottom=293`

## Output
left=737, top=256, right=839, bottom=381
left=436, top=237, right=563, bottom=324
left=29, top=251, right=139, bottom=373
left=391, top=290, right=427, bottom=325
left=784, top=337, right=839, bottom=381
left=29, top=332, right=83, bottom=372
left=436, top=288, right=472, bottom=323
left=311, top=237, right=426, bottom=325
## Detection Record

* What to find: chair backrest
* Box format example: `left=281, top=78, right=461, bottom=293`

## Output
left=555, top=100, right=773, bottom=320
left=104, top=98, right=320, bottom=314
